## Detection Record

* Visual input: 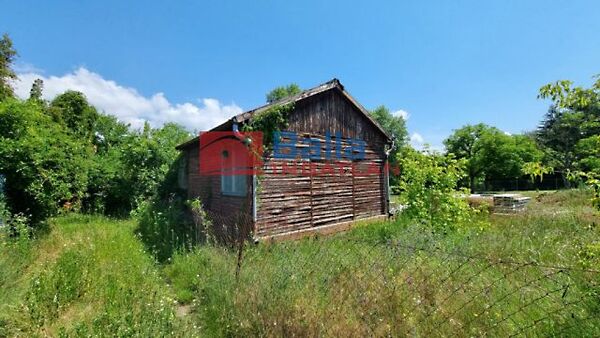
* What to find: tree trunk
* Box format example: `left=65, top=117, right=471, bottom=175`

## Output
left=469, top=174, right=475, bottom=193
left=560, top=172, right=571, bottom=189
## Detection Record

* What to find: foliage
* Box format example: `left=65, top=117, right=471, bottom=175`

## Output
left=476, top=132, right=542, bottom=181
left=266, top=83, right=301, bottom=103
left=188, top=197, right=215, bottom=244
left=444, top=123, right=493, bottom=191
left=369, top=105, right=408, bottom=144
left=396, top=147, right=478, bottom=230
left=537, top=76, right=600, bottom=180
left=589, top=178, right=600, bottom=210
left=0, top=99, right=92, bottom=223
left=580, top=172, right=600, bottom=211
left=118, top=123, right=190, bottom=212
left=0, top=174, right=6, bottom=225
left=0, top=33, right=17, bottom=101
left=444, top=123, right=543, bottom=191
left=522, top=162, right=554, bottom=183
left=369, top=105, right=409, bottom=186
left=1, top=192, right=599, bottom=336
left=28, top=79, right=44, bottom=103
left=559, top=170, right=600, bottom=211
left=0, top=92, right=191, bottom=222
left=48, top=91, right=99, bottom=140
left=241, top=103, right=294, bottom=148
left=134, top=186, right=196, bottom=262
left=574, top=135, right=600, bottom=174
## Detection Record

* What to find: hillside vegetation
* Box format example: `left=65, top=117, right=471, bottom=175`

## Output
left=1, top=190, right=598, bottom=337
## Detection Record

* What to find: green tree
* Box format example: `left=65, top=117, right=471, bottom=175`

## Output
left=537, top=76, right=600, bottom=183
left=397, top=148, right=474, bottom=230
left=266, top=83, right=301, bottom=103
left=29, top=78, right=44, bottom=102
left=574, top=135, right=600, bottom=174
left=445, top=124, right=542, bottom=191
left=369, top=106, right=408, bottom=144
left=118, top=122, right=190, bottom=212
left=83, top=114, right=130, bottom=214
left=443, top=124, right=492, bottom=192
left=0, top=99, right=92, bottom=223
left=369, top=106, right=408, bottom=187
left=48, top=91, right=99, bottom=139
left=476, top=132, right=542, bottom=183
left=0, top=33, right=17, bottom=101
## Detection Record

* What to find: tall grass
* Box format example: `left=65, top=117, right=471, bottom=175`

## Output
left=1, top=190, right=598, bottom=337
left=0, top=215, right=192, bottom=337
left=165, top=189, right=600, bottom=337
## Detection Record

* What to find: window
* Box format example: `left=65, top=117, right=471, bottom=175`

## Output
left=221, top=150, right=247, bottom=196
left=177, top=156, right=188, bottom=190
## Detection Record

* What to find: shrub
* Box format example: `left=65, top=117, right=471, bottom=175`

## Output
left=0, top=99, right=91, bottom=223
left=188, top=197, right=215, bottom=244
left=396, top=148, right=481, bottom=230
left=134, top=194, right=197, bottom=263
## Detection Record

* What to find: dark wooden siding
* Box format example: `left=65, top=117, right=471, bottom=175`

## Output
left=255, top=89, right=387, bottom=237
left=287, top=89, right=387, bottom=146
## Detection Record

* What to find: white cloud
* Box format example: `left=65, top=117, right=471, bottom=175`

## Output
left=410, top=132, right=425, bottom=148
left=392, top=109, right=409, bottom=120
left=14, top=67, right=243, bottom=131
left=13, top=62, right=44, bottom=74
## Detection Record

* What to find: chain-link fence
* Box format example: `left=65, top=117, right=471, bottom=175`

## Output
left=211, top=236, right=600, bottom=337
left=475, top=176, right=568, bottom=192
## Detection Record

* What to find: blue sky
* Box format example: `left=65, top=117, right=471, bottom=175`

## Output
left=2, top=1, right=599, bottom=148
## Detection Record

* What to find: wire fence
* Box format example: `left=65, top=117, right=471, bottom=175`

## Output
left=475, top=176, right=568, bottom=192
left=221, top=236, right=600, bottom=337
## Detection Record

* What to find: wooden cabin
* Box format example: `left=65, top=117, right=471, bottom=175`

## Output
left=176, top=79, right=392, bottom=242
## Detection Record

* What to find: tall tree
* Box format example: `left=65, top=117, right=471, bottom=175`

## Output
left=29, top=78, right=44, bottom=102
left=537, top=76, right=600, bottom=182
left=369, top=106, right=408, bottom=144
left=443, top=124, right=492, bottom=192
left=444, top=124, right=542, bottom=192
left=369, top=106, right=408, bottom=186
left=0, top=33, right=17, bottom=101
left=48, top=91, right=99, bottom=139
left=266, top=83, right=302, bottom=103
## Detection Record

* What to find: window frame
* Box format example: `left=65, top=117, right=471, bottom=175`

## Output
left=220, top=150, right=247, bottom=197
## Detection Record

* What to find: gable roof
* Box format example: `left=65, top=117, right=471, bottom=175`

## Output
left=176, top=79, right=391, bottom=150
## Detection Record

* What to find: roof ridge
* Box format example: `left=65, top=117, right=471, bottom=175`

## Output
left=176, top=78, right=391, bottom=150
left=233, top=78, right=341, bottom=123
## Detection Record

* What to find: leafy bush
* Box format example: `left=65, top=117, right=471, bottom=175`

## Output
left=134, top=194, right=198, bottom=263
left=396, top=148, right=481, bottom=230
left=0, top=175, right=7, bottom=227
left=0, top=94, right=192, bottom=223
left=0, top=99, right=91, bottom=223
left=242, top=103, right=294, bottom=148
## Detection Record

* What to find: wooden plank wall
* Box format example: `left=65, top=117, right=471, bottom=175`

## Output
left=255, top=136, right=385, bottom=237
left=256, top=88, right=387, bottom=237
left=184, top=87, right=388, bottom=239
